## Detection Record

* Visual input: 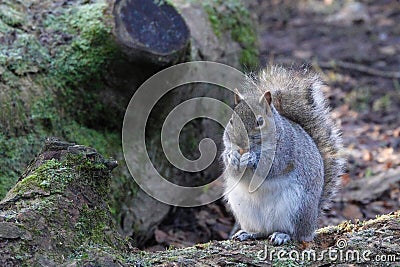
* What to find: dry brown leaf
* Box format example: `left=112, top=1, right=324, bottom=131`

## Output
left=154, top=229, right=168, bottom=243
left=341, top=173, right=351, bottom=186
left=363, top=150, right=373, bottom=161
left=385, top=161, right=393, bottom=170
left=377, top=147, right=394, bottom=163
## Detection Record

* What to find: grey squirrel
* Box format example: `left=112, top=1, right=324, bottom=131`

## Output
left=222, top=66, right=345, bottom=245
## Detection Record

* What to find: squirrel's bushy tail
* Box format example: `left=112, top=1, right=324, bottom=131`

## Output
left=258, top=66, right=345, bottom=211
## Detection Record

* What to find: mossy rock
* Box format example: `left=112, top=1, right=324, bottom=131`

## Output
left=0, top=138, right=127, bottom=266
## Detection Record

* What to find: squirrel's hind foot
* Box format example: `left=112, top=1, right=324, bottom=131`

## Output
left=231, top=230, right=255, bottom=241
left=231, top=230, right=267, bottom=241
left=231, top=230, right=291, bottom=245
left=270, top=232, right=291, bottom=245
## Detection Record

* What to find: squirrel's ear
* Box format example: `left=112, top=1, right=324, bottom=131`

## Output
left=259, top=91, right=272, bottom=106
left=234, top=88, right=242, bottom=105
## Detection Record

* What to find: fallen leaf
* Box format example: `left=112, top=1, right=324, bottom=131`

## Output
left=341, top=173, right=351, bottom=186
left=363, top=150, right=373, bottom=161
left=154, top=229, right=168, bottom=243
left=385, top=161, right=393, bottom=170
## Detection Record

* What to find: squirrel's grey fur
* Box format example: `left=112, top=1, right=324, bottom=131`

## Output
left=222, top=65, right=345, bottom=245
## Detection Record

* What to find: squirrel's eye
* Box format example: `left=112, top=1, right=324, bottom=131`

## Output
left=229, top=118, right=233, bottom=125
left=256, top=116, right=264, bottom=127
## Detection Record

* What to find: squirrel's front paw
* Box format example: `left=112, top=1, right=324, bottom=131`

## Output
left=227, top=150, right=241, bottom=170
left=239, top=152, right=258, bottom=169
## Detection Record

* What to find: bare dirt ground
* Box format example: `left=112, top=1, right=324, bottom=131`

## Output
left=144, top=0, right=400, bottom=250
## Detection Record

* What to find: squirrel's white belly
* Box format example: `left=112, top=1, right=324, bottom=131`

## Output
left=225, top=174, right=301, bottom=235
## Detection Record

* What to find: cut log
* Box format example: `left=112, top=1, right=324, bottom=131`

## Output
left=113, top=0, right=190, bottom=66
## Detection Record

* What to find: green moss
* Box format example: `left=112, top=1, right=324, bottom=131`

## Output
left=8, top=35, right=50, bottom=75
left=0, top=33, right=50, bottom=78
left=239, top=48, right=259, bottom=71
left=30, top=92, right=60, bottom=130
left=0, top=86, right=29, bottom=133
left=202, top=0, right=259, bottom=69
left=36, top=1, right=123, bottom=128
left=0, top=16, right=14, bottom=33
left=0, top=3, right=25, bottom=27
left=0, top=133, right=44, bottom=199
left=45, top=2, right=118, bottom=87
left=62, top=120, right=121, bottom=157
left=71, top=201, right=129, bottom=258
left=75, top=204, right=109, bottom=243
left=0, top=1, right=119, bottom=131
left=10, top=159, right=73, bottom=195
left=0, top=69, right=18, bottom=87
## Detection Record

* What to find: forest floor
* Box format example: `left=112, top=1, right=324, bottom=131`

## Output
left=144, top=0, right=400, bottom=251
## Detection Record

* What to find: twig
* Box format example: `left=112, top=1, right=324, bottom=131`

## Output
left=317, top=60, right=400, bottom=79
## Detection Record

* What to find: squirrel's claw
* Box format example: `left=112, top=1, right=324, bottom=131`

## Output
left=240, top=152, right=258, bottom=169
left=227, top=150, right=241, bottom=170
left=227, top=150, right=258, bottom=170
left=231, top=230, right=256, bottom=241
left=269, top=232, right=291, bottom=246
left=239, top=152, right=250, bottom=168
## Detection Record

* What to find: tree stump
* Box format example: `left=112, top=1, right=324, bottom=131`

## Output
left=113, top=0, right=190, bottom=66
